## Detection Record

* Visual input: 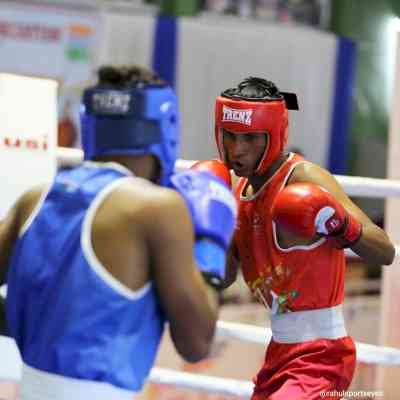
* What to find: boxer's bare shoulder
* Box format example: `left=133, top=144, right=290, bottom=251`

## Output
left=89, top=177, right=195, bottom=293
left=0, top=185, right=46, bottom=283
left=93, top=177, right=188, bottom=234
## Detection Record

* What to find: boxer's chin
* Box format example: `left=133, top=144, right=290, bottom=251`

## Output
left=231, top=162, right=251, bottom=177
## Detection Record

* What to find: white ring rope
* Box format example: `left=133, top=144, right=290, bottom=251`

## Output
left=150, top=367, right=253, bottom=398
left=0, top=335, right=253, bottom=397
left=216, top=321, right=400, bottom=366
left=1, top=284, right=400, bottom=367
left=57, top=147, right=400, bottom=198
left=2, top=317, right=400, bottom=398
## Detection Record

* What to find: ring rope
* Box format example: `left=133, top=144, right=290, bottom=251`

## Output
left=0, top=335, right=253, bottom=397
left=1, top=326, right=399, bottom=398
left=216, top=321, right=400, bottom=366
left=57, top=147, right=400, bottom=198
left=149, top=367, right=253, bottom=397
left=1, top=285, right=399, bottom=367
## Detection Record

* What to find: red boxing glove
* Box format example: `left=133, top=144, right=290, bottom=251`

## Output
left=191, top=159, right=232, bottom=188
left=272, top=183, right=362, bottom=248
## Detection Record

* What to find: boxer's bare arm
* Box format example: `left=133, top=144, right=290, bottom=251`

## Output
left=146, top=188, right=220, bottom=362
left=289, top=162, right=395, bottom=265
left=222, top=242, right=240, bottom=288
left=0, top=186, right=44, bottom=284
left=220, top=171, right=240, bottom=288
left=0, top=205, right=18, bottom=285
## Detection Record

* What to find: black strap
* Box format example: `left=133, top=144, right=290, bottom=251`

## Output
left=0, top=295, right=8, bottom=336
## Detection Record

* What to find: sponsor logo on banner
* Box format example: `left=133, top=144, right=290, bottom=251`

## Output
left=0, top=8, right=99, bottom=87
left=66, top=23, right=93, bottom=62
left=0, top=19, right=61, bottom=42
left=1, top=135, right=49, bottom=151
left=222, top=105, right=253, bottom=126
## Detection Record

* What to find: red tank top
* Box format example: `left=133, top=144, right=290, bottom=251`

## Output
left=234, top=153, right=345, bottom=314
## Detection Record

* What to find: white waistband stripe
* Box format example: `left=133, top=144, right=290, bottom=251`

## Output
left=20, top=364, right=136, bottom=400
left=271, top=304, right=347, bottom=343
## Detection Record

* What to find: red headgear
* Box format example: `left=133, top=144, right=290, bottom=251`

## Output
left=215, top=95, right=288, bottom=175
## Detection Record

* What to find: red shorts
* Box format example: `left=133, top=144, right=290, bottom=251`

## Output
left=251, top=336, right=356, bottom=400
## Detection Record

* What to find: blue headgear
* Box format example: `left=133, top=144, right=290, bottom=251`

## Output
left=80, top=83, right=179, bottom=186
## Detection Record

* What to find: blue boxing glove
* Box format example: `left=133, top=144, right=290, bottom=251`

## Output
left=169, top=165, right=237, bottom=289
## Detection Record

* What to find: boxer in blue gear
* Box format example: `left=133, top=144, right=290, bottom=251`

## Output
left=0, top=65, right=236, bottom=400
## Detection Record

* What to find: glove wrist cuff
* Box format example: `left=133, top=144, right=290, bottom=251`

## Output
left=194, top=238, right=226, bottom=290
left=201, top=272, right=224, bottom=291
left=330, top=214, right=362, bottom=249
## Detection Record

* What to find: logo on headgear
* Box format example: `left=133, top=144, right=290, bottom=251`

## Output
left=222, top=105, right=253, bottom=126
left=92, top=91, right=131, bottom=115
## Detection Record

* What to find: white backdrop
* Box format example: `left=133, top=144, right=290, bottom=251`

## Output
left=177, top=16, right=337, bottom=165
left=0, top=74, right=58, bottom=218
left=0, top=1, right=102, bottom=87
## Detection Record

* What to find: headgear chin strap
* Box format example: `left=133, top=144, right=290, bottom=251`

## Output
left=215, top=95, right=289, bottom=175
left=80, top=84, right=179, bottom=186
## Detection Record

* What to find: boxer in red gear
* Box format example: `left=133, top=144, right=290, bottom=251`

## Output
left=214, top=77, right=395, bottom=400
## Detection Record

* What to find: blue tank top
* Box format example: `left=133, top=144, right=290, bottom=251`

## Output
left=6, top=162, right=165, bottom=392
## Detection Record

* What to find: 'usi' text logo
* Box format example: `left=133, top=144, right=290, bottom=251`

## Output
left=1, top=135, right=49, bottom=151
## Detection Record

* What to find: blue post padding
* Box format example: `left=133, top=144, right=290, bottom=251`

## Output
left=328, top=37, right=357, bottom=174
left=152, top=15, right=178, bottom=88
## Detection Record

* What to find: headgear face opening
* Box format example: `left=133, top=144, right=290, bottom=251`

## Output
left=215, top=95, right=288, bottom=175
left=80, top=84, right=179, bottom=186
